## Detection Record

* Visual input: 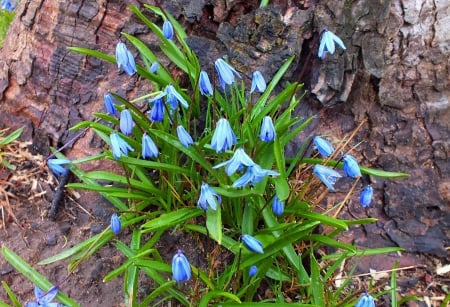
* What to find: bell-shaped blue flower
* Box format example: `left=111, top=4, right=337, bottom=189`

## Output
left=1, top=0, right=15, bottom=11
left=110, top=132, right=134, bottom=160
left=148, top=98, right=165, bottom=123
left=354, top=293, right=375, bottom=307
left=172, top=250, right=191, bottom=283
left=242, top=234, right=264, bottom=254
left=214, top=58, right=242, bottom=89
left=211, top=118, right=237, bottom=153
left=343, top=155, right=361, bottom=178
left=150, top=61, right=159, bottom=73
left=360, top=185, right=373, bottom=207
left=163, top=19, right=174, bottom=39
left=213, top=147, right=255, bottom=176
left=313, top=136, right=334, bottom=157
left=115, top=41, right=137, bottom=76
left=142, top=133, right=159, bottom=159
left=26, top=285, right=60, bottom=307
left=260, top=116, right=276, bottom=142
left=232, top=164, right=279, bottom=188
left=318, top=29, right=346, bottom=59
left=272, top=195, right=285, bottom=216
left=103, top=93, right=117, bottom=116
left=197, top=182, right=221, bottom=211
left=120, top=109, right=134, bottom=135
left=248, top=265, right=258, bottom=277
left=313, top=164, right=342, bottom=191
left=47, top=158, right=71, bottom=177
left=165, top=84, right=189, bottom=109
left=199, top=71, right=213, bottom=96
left=250, top=71, right=266, bottom=93
left=110, top=213, right=121, bottom=235
left=176, top=125, right=194, bottom=148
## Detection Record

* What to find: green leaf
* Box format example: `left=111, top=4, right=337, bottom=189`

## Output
left=274, top=177, right=290, bottom=201
left=206, top=206, right=222, bottom=245
left=141, top=208, right=203, bottom=232
left=1, top=281, right=20, bottom=307
left=198, top=290, right=241, bottom=307
left=297, top=211, right=348, bottom=230
left=0, top=127, right=23, bottom=146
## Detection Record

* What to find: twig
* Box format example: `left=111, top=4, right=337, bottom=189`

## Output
left=48, top=173, right=70, bottom=220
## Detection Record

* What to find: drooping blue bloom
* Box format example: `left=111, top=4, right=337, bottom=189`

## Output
left=213, top=147, right=255, bottom=176
left=250, top=71, right=266, bottom=93
left=360, top=185, right=373, bottom=207
left=259, top=116, right=276, bottom=142
left=211, top=118, right=237, bottom=153
left=313, top=136, right=334, bottom=157
left=115, top=41, right=137, bottom=75
left=214, top=58, right=242, bottom=89
left=110, top=213, right=121, bottom=235
left=150, top=61, right=159, bottom=73
left=197, top=182, right=221, bottom=211
left=199, top=71, right=213, bottom=96
left=103, top=93, right=117, bottom=116
left=47, top=158, right=71, bottom=177
left=147, top=98, right=165, bottom=122
left=165, top=84, right=189, bottom=109
left=354, top=293, right=375, bottom=307
left=318, top=29, right=346, bottom=59
left=110, top=132, right=134, bottom=160
left=1, top=0, right=15, bottom=11
left=232, top=164, right=280, bottom=188
left=272, top=195, right=285, bottom=216
left=249, top=265, right=258, bottom=277
left=313, top=164, right=342, bottom=191
left=163, top=19, right=174, bottom=39
left=242, top=234, right=264, bottom=254
left=119, top=109, right=134, bottom=135
left=172, top=250, right=191, bottom=283
left=343, top=155, right=361, bottom=178
left=142, top=133, right=159, bottom=159
left=25, top=285, right=60, bottom=307
left=176, top=125, right=194, bottom=148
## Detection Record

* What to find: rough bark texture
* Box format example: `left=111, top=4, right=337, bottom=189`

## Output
left=0, top=0, right=448, bottom=261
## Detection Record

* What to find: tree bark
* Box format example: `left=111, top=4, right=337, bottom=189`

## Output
left=0, top=0, right=448, bottom=257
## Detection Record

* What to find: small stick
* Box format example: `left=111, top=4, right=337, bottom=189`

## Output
left=48, top=173, right=70, bottom=220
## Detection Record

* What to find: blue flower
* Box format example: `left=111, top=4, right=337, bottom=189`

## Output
left=197, top=182, right=221, bottom=211
left=313, top=164, right=342, bottom=191
left=242, top=234, right=264, bottom=254
left=119, top=109, right=134, bottom=135
left=260, top=116, right=276, bottom=142
left=213, top=147, right=255, bottom=176
left=103, top=93, right=117, bottom=116
left=232, top=164, right=280, bottom=188
left=360, top=185, right=373, bottom=207
left=172, top=250, right=191, bottom=283
left=47, top=158, right=71, bottom=177
left=110, top=213, right=121, bottom=235
left=165, top=84, right=189, bottom=109
left=25, top=285, right=59, bottom=307
left=142, top=133, right=159, bottom=159
left=115, top=41, right=137, bottom=75
left=214, top=58, right=242, bottom=89
left=150, top=61, right=159, bottom=73
left=176, top=125, right=194, bottom=148
left=354, top=293, right=375, bottom=307
left=250, top=71, right=266, bottom=93
left=318, top=29, right=346, bottom=59
left=199, top=71, right=213, bottom=96
left=313, top=136, right=334, bottom=157
left=249, top=265, right=258, bottom=277
left=211, top=118, right=237, bottom=153
left=343, top=155, right=361, bottom=178
left=163, top=19, right=174, bottom=39
left=272, top=195, right=284, bottom=216
left=110, top=132, right=134, bottom=160
left=147, top=98, right=165, bottom=122
left=1, top=0, right=15, bottom=11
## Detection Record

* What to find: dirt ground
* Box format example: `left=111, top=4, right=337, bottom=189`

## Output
left=0, top=131, right=448, bottom=306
